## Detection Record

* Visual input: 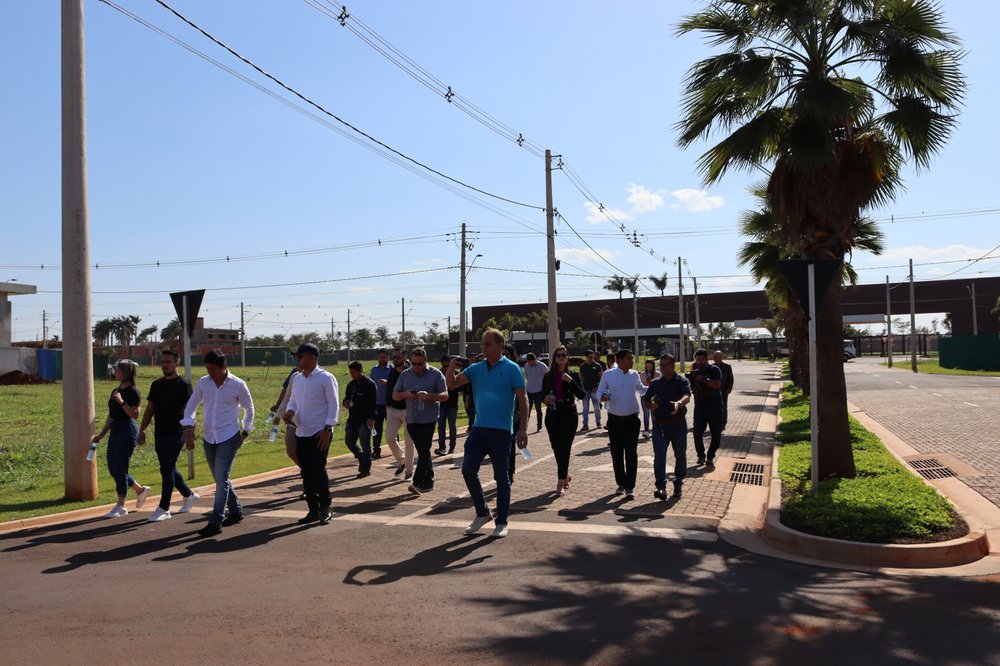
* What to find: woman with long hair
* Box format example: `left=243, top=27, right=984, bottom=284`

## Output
left=639, top=358, right=660, bottom=438
left=541, top=346, right=586, bottom=496
left=92, top=359, right=150, bottom=517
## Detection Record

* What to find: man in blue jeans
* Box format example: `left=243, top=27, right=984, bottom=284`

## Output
left=182, top=349, right=255, bottom=538
left=643, top=353, right=691, bottom=500
left=687, top=348, right=724, bottom=466
left=446, top=328, right=528, bottom=539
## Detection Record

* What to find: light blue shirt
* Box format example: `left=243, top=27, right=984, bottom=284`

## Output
left=462, top=356, right=526, bottom=433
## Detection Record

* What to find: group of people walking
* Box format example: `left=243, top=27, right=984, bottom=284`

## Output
left=91, top=328, right=735, bottom=540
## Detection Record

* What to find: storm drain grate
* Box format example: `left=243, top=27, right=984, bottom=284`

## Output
left=730, top=463, right=766, bottom=486
left=907, top=458, right=957, bottom=480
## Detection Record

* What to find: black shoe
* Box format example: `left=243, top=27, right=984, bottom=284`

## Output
left=653, top=489, right=667, bottom=501
left=697, top=457, right=706, bottom=466
left=297, top=511, right=320, bottom=524
left=318, top=507, right=333, bottom=525
left=448, top=446, right=456, bottom=454
left=372, top=449, right=382, bottom=460
left=672, top=484, right=683, bottom=499
left=357, top=469, right=371, bottom=479
left=197, top=523, right=222, bottom=538
left=298, top=492, right=307, bottom=500
left=221, top=512, right=244, bottom=527
left=706, top=458, right=716, bottom=467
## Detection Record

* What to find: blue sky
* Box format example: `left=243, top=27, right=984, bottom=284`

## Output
left=2, top=0, right=998, bottom=342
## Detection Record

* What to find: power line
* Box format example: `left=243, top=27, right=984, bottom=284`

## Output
left=924, top=243, right=1000, bottom=280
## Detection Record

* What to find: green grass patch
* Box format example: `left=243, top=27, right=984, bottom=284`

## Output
left=0, top=364, right=470, bottom=523
left=882, top=358, right=1000, bottom=376
left=777, top=383, right=963, bottom=543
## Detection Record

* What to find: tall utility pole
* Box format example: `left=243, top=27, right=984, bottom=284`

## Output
left=885, top=275, right=893, bottom=368
left=447, top=315, right=451, bottom=355
left=909, top=259, right=917, bottom=372
left=401, top=297, right=406, bottom=347
left=969, top=283, right=978, bottom=335
left=346, top=308, right=352, bottom=362
left=240, top=301, right=245, bottom=367
left=42, top=310, right=48, bottom=348
left=692, top=277, right=702, bottom=347
left=545, top=150, right=559, bottom=351
left=677, top=258, right=686, bottom=371
left=62, top=0, right=97, bottom=500
left=330, top=318, right=335, bottom=355
left=458, top=222, right=468, bottom=356
left=632, top=288, right=639, bottom=357
left=182, top=294, right=194, bottom=479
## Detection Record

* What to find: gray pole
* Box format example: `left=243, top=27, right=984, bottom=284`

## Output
left=807, top=263, right=819, bottom=492
left=692, top=277, right=702, bottom=346
left=401, top=297, right=406, bottom=348
left=677, top=258, right=686, bottom=372
left=447, top=315, right=451, bottom=355
left=459, top=222, right=467, bottom=357
left=632, top=290, right=639, bottom=357
left=886, top=275, right=892, bottom=368
left=909, top=258, right=917, bottom=372
left=347, top=308, right=352, bottom=362
left=970, top=283, right=978, bottom=335
left=62, top=0, right=97, bottom=500
left=42, top=310, right=48, bottom=349
left=545, top=150, right=559, bottom=351
left=182, top=295, right=194, bottom=479
left=240, top=301, right=245, bottom=367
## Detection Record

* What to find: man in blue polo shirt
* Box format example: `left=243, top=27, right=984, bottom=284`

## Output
left=446, top=328, right=528, bottom=539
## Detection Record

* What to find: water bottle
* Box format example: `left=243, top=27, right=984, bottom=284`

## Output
left=416, top=391, right=425, bottom=412
left=85, top=442, right=97, bottom=462
left=268, top=424, right=278, bottom=442
left=520, top=447, right=532, bottom=461
left=547, top=390, right=556, bottom=411
left=265, top=410, right=275, bottom=427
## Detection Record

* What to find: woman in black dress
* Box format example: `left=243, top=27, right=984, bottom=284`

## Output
left=541, top=346, right=586, bottom=497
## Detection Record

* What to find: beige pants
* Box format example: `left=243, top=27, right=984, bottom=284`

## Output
left=284, top=423, right=299, bottom=466
left=385, top=406, right=414, bottom=472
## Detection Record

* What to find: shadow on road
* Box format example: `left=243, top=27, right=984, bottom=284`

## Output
left=343, top=535, right=494, bottom=586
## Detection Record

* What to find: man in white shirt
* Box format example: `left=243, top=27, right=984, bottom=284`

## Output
left=182, top=349, right=255, bottom=538
left=597, top=349, right=644, bottom=500
left=283, top=343, right=340, bottom=525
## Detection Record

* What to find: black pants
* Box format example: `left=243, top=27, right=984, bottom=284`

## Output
left=693, top=404, right=723, bottom=461
left=607, top=413, right=640, bottom=491
left=372, top=405, right=387, bottom=448
left=296, top=433, right=331, bottom=512
left=545, top=406, right=578, bottom=479
left=407, top=422, right=436, bottom=491
left=721, top=392, right=730, bottom=431
left=527, top=391, right=544, bottom=430
left=155, top=431, right=192, bottom=511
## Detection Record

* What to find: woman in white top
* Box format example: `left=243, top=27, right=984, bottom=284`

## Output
left=639, top=359, right=661, bottom=438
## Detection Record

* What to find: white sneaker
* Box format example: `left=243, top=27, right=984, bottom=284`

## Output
left=135, top=486, right=151, bottom=509
left=105, top=505, right=128, bottom=518
left=178, top=492, right=200, bottom=514
left=491, top=524, right=509, bottom=538
left=465, top=513, right=493, bottom=535
left=147, top=507, right=171, bottom=522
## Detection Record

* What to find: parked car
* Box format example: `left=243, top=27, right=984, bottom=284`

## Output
left=843, top=340, right=857, bottom=361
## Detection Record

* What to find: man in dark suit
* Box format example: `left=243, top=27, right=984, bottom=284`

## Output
left=713, top=350, right=734, bottom=431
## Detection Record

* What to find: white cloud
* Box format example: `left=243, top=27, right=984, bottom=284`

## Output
left=555, top=247, right=620, bottom=265
left=412, top=258, right=446, bottom=267
left=583, top=201, right=633, bottom=224
left=670, top=188, right=725, bottom=212
left=626, top=183, right=665, bottom=213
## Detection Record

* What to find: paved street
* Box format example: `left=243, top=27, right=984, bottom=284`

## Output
left=2, top=360, right=998, bottom=665
left=845, top=357, right=1000, bottom=507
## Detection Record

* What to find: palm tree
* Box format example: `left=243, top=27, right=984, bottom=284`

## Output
left=604, top=275, right=627, bottom=299
left=92, top=318, right=114, bottom=347
left=498, top=312, right=524, bottom=342
left=623, top=276, right=639, bottom=297
left=758, top=316, right=784, bottom=361
left=593, top=305, right=614, bottom=350
left=648, top=273, right=668, bottom=296
left=525, top=310, right=547, bottom=350
left=678, top=0, right=964, bottom=480
left=160, top=317, right=182, bottom=341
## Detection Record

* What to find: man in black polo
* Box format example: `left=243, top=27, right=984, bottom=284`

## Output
left=344, top=361, right=377, bottom=478
left=713, top=350, right=735, bottom=431
left=138, top=348, right=197, bottom=522
left=688, top=348, right=724, bottom=466
left=578, top=350, right=604, bottom=432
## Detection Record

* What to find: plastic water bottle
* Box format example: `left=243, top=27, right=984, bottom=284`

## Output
left=547, top=391, right=556, bottom=411
left=85, top=443, right=97, bottom=462
left=520, top=447, right=532, bottom=461
left=268, top=424, right=278, bottom=442
left=265, top=410, right=275, bottom=426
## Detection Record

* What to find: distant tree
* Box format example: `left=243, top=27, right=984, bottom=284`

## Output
left=525, top=310, right=547, bottom=349
left=498, top=312, right=524, bottom=341
left=992, top=297, right=1000, bottom=324
left=759, top=317, right=784, bottom=360
left=942, top=314, right=952, bottom=334
left=289, top=331, right=324, bottom=353
left=475, top=317, right=501, bottom=341
left=604, top=275, right=627, bottom=299
left=137, top=325, right=159, bottom=343
left=352, top=327, right=375, bottom=349
left=160, top=317, right=182, bottom=341
left=92, top=318, right=114, bottom=347
left=648, top=273, right=669, bottom=296
left=422, top=322, right=447, bottom=348
left=570, top=326, right=591, bottom=349
left=323, top=330, right=344, bottom=351
left=374, top=325, right=392, bottom=348
left=843, top=324, right=865, bottom=338
left=707, top=322, right=737, bottom=341
left=892, top=317, right=910, bottom=336
left=593, top=305, right=614, bottom=348
left=247, top=333, right=286, bottom=347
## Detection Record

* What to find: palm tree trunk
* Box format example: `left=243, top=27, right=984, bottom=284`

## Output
left=815, top=282, right=856, bottom=480
left=784, top=301, right=809, bottom=392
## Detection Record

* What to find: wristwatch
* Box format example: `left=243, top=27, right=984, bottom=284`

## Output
left=241, top=430, right=250, bottom=438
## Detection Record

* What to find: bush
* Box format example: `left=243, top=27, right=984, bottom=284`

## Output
left=777, top=384, right=962, bottom=543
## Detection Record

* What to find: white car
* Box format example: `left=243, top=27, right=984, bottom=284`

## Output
left=843, top=340, right=857, bottom=361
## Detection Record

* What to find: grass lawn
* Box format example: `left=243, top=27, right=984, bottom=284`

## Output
left=0, top=363, right=470, bottom=523
left=777, top=383, right=965, bottom=543
left=883, top=358, right=1000, bottom=377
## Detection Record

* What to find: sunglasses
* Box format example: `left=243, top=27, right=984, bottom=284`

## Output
left=411, top=361, right=426, bottom=367
left=554, top=353, right=568, bottom=358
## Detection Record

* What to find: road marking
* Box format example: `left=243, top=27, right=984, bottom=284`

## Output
left=932, top=393, right=943, bottom=397
left=895, top=381, right=903, bottom=384
left=909, top=385, right=919, bottom=389
left=964, top=402, right=980, bottom=407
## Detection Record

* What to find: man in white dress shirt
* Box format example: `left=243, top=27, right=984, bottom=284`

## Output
left=182, top=349, right=255, bottom=538
left=283, top=343, right=340, bottom=525
left=597, top=349, right=644, bottom=500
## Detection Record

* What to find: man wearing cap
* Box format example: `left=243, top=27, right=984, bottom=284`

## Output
left=283, top=343, right=340, bottom=525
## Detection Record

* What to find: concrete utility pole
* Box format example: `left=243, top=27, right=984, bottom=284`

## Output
left=447, top=315, right=451, bottom=355
left=969, top=283, right=978, bottom=335
left=632, top=288, right=639, bottom=357
left=401, top=298, right=406, bottom=348
left=885, top=275, right=893, bottom=368
left=909, top=259, right=917, bottom=372
left=692, top=277, right=702, bottom=346
left=677, top=258, right=686, bottom=372
left=62, top=0, right=97, bottom=500
left=182, top=294, right=194, bottom=479
left=458, top=222, right=468, bottom=356
left=42, top=310, right=48, bottom=348
left=330, top=317, right=335, bottom=352
left=347, top=308, right=352, bottom=362
left=240, top=301, right=245, bottom=367
left=545, top=149, right=559, bottom=351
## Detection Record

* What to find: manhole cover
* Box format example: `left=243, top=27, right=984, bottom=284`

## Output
left=732, top=462, right=766, bottom=475
left=907, top=458, right=957, bottom=480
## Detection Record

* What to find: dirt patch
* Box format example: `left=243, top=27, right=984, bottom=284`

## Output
left=0, top=371, right=53, bottom=385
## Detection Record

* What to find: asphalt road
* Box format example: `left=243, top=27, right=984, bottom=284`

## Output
left=2, top=506, right=998, bottom=665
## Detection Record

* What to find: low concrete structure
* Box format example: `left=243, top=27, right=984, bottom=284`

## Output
left=0, top=281, right=38, bottom=374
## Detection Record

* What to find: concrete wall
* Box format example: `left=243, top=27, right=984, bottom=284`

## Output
left=0, top=347, right=37, bottom=375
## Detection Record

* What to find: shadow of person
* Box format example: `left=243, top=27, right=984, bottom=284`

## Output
left=4, top=516, right=146, bottom=553
left=41, top=529, right=200, bottom=574
left=343, top=535, right=494, bottom=586
left=150, top=522, right=314, bottom=562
